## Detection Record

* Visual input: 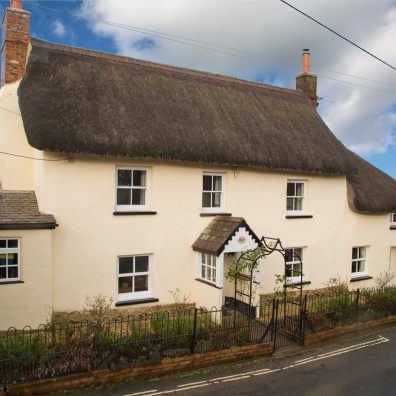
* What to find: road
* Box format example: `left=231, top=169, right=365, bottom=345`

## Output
left=64, top=326, right=396, bottom=396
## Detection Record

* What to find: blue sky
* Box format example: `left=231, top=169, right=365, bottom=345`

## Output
left=1, top=0, right=395, bottom=178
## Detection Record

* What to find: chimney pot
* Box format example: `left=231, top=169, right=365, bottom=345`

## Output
left=10, top=0, right=23, bottom=9
left=302, top=49, right=310, bottom=74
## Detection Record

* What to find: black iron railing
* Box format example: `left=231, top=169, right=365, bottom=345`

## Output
left=0, top=304, right=274, bottom=385
left=1, top=285, right=395, bottom=386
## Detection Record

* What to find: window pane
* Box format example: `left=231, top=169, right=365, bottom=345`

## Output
left=117, top=189, right=131, bottom=205
left=294, top=263, right=302, bottom=274
left=0, top=240, right=6, bottom=248
left=295, top=198, right=303, bottom=211
left=7, top=253, right=17, bottom=266
left=8, top=239, right=18, bottom=248
left=0, top=254, right=6, bottom=266
left=212, top=192, right=221, bottom=208
left=294, top=249, right=303, bottom=260
left=135, top=256, right=149, bottom=272
left=287, top=183, right=295, bottom=196
left=201, top=254, right=206, bottom=264
left=202, top=192, right=211, bottom=208
left=352, top=262, right=357, bottom=273
left=133, top=170, right=146, bottom=187
left=285, top=249, right=293, bottom=263
left=201, top=265, right=205, bottom=278
left=207, top=267, right=212, bottom=280
left=118, top=169, right=132, bottom=186
left=295, top=183, right=304, bottom=196
left=285, top=266, right=292, bottom=278
left=118, top=276, right=133, bottom=293
left=0, top=268, right=5, bottom=279
left=359, top=247, right=366, bottom=259
left=213, top=176, right=222, bottom=191
left=134, top=275, right=148, bottom=292
left=286, top=197, right=294, bottom=211
left=132, top=189, right=145, bottom=205
left=119, top=257, right=134, bottom=274
left=211, top=256, right=216, bottom=268
left=357, top=260, right=365, bottom=272
left=203, top=175, right=212, bottom=191
left=8, top=267, right=18, bottom=279
left=352, top=248, right=358, bottom=260
left=212, top=269, right=216, bottom=282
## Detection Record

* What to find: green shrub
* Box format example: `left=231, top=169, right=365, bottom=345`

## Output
left=363, top=287, right=396, bottom=316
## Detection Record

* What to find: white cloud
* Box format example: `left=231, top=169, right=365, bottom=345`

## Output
left=77, top=0, right=396, bottom=155
left=51, top=19, right=66, bottom=38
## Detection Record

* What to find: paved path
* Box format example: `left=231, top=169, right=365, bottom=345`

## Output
left=64, top=325, right=396, bottom=396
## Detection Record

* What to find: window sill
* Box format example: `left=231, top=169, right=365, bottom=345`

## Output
left=285, top=215, right=313, bottom=219
left=0, top=280, right=24, bottom=285
left=115, top=297, right=159, bottom=306
left=200, top=212, right=232, bottom=217
left=113, top=211, right=157, bottom=216
left=288, top=280, right=311, bottom=286
left=350, top=275, right=372, bottom=283
left=195, top=278, right=222, bottom=289
left=390, top=225, right=396, bottom=230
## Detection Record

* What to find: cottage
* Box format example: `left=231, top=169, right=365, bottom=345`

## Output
left=1, top=1, right=396, bottom=329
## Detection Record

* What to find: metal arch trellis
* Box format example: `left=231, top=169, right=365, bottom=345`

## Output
left=233, top=236, right=304, bottom=309
left=232, top=236, right=308, bottom=347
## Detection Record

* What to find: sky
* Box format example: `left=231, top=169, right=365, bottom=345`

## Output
left=1, top=0, right=395, bottom=178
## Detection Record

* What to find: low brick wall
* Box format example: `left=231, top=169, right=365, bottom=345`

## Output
left=304, top=315, right=396, bottom=346
left=0, top=342, right=273, bottom=396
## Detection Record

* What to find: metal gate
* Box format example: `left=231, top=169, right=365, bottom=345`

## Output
left=271, top=297, right=308, bottom=351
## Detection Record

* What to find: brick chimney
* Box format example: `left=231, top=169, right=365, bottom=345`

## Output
left=296, top=49, right=318, bottom=109
left=1, top=0, right=31, bottom=86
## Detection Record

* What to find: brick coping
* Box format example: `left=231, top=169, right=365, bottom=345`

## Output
left=304, top=315, right=396, bottom=346
left=0, top=342, right=273, bottom=396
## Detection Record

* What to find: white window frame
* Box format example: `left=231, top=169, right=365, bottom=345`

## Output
left=285, top=247, right=303, bottom=283
left=351, top=246, right=368, bottom=278
left=199, top=253, right=217, bottom=284
left=201, top=172, right=224, bottom=213
left=391, top=213, right=396, bottom=226
left=115, top=167, right=149, bottom=212
left=117, top=254, right=152, bottom=302
left=0, top=238, right=20, bottom=282
left=286, top=180, right=306, bottom=215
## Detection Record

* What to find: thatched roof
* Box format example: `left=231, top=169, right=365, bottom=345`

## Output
left=192, top=216, right=260, bottom=256
left=0, top=190, right=56, bottom=229
left=346, top=151, right=396, bottom=214
left=17, top=38, right=396, bottom=214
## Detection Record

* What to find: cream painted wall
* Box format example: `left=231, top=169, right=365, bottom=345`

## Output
left=0, top=82, right=34, bottom=190
left=37, top=155, right=396, bottom=313
left=1, top=81, right=396, bottom=322
left=0, top=229, right=52, bottom=329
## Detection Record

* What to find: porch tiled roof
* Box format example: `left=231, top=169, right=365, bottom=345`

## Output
left=0, top=190, right=56, bottom=229
left=192, top=216, right=260, bottom=256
